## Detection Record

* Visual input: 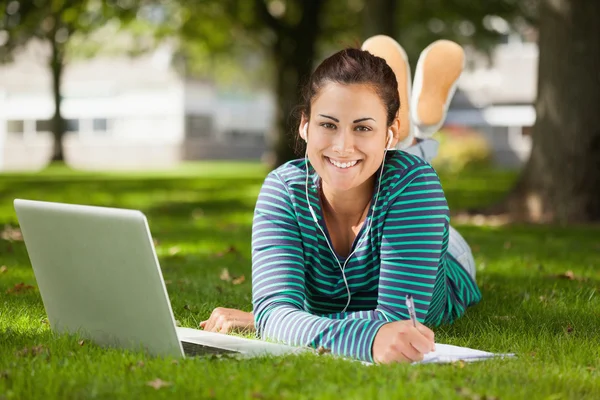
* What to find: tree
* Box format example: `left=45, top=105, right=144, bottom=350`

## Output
left=248, top=0, right=533, bottom=167
left=253, top=0, right=326, bottom=166
left=363, top=0, right=397, bottom=39
left=176, top=0, right=357, bottom=166
left=0, top=0, right=139, bottom=162
left=500, top=0, right=600, bottom=222
left=173, top=0, right=536, bottom=168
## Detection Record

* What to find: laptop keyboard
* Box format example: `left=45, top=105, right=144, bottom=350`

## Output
left=180, top=341, right=240, bottom=357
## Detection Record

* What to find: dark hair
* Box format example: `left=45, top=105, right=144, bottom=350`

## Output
left=293, top=48, right=400, bottom=155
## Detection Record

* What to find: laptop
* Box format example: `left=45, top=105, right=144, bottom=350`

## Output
left=13, top=199, right=305, bottom=359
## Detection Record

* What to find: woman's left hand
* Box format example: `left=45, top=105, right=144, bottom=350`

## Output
left=199, top=307, right=255, bottom=334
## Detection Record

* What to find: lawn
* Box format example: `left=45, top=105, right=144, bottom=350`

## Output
left=1, top=162, right=599, bottom=400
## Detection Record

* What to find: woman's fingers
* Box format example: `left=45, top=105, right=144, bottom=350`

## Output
left=199, top=308, right=255, bottom=334
left=201, top=308, right=222, bottom=332
left=405, top=328, right=434, bottom=354
left=202, top=317, right=215, bottom=332
left=416, top=322, right=435, bottom=347
left=394, top=339, right=424, bottom=362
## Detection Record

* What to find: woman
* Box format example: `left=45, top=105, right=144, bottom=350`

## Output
left=201, top=40, right=481, bottom=364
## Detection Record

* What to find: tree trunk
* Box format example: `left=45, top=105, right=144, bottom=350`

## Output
left=501, top=0, right=600, bottom=222
left=362, top=0, right=398, bottom=39
left=50, top=37, right=66, bottom=162
left=268, top=0, right=324, bottom=168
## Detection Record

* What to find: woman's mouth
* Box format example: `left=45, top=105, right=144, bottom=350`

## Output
left=325, top=156, right=361, bottom=169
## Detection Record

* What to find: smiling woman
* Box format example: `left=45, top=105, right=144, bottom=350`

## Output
left=201, top=45, right=481, bottom=364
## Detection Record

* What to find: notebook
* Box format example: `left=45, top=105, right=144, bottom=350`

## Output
left=418, top=343, right=515, bottom=364
left=357, top=343, right=514, bottom=365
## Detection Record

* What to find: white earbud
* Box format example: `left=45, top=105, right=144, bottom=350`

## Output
left=386, top=129, right=393, bottom=149
left=301, top=123, right=308, bottom=141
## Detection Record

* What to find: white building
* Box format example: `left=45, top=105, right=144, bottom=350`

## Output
left=0, top=41, right=274, bottom=171
left=0, top=34, right=538, bottom=171
left=447, top=35, right=538, bottom=167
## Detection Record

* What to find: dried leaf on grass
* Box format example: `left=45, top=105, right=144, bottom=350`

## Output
left=146, top=378, right=172, bottom=390
left=78, top=340, right=85, bottom=346
left=220, top=268, right=232, bottom=282
left=215, top=245, right=239, bottom=258
left=220, top=268, right=245, bottom=285
left=15, top=345, right=47, bottom=358
left=556, top=270, right=587, bottom=281
left=1, top=225, right=23, bottom=241
left=126, top=361, right=146, bottom=371
left=0, top=265, right=7, bottom=274
left=6, top=282, right=35, bottom=294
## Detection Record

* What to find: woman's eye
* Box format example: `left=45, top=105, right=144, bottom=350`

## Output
left=355, top=125, right=371, bottom=132
left=320, top=123, right=336, bottom=129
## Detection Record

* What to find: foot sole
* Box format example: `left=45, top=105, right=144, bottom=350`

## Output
left=362, top=35, right=413, bottom=148
left=411, top=40, right=465, bottom=137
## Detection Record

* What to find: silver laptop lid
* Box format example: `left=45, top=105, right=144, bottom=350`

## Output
left=14, top=199, right=184, bottom=358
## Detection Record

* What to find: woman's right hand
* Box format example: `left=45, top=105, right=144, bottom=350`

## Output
left=372, top=320, right=436, bottom=364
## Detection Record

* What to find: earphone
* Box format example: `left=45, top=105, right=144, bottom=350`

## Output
left=303, top=122, right=389, bottom=313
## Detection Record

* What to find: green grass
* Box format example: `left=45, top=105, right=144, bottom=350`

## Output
left=1, top=162, right=599, bottom=400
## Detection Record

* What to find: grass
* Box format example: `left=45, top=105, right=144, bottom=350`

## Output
left=1, top=162, right=599, bottom=400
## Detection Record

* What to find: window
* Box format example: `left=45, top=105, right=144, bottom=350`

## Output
left=35, top=119, right=52, bottom=132
left=6, top=120, right=24, bottom=134
left=225, top=130, right=266, bottom=146
left=66, top=119, right=79, bottom=132
left=35, top=119, right=79, bottom=133
left=185, top=115, right=213, bottom=139
left=93, top=118, right=108, bottom=132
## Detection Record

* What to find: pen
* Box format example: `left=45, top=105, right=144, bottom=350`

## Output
left=405, top=294, right=417, bottom=327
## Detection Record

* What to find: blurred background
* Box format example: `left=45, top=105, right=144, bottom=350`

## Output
left=0, top=0, right=598, bottom=222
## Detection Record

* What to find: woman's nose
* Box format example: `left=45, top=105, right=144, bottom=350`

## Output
left=332, top=130, right=355, bottom=154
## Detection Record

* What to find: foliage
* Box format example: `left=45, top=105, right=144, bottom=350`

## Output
left=431, top=129, right=493, bottom=174
left=0, top=0, right=141, bottom=62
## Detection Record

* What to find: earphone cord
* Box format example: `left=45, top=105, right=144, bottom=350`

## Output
left=305, top=148, right=388, bottom=313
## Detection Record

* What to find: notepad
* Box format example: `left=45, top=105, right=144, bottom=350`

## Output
left=418, top=343, right=514, bottom=364
left=358, top=343, right=514, bottom=365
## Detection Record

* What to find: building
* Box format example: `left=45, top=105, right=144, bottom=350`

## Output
left=446, top=35, right=538, bottom=167
left=0, top=41, right=273, bottom=171
left=0, top=33, right=538, bottom=171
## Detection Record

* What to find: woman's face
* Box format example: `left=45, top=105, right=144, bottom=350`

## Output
left=302, top=82, right=397, bottom=193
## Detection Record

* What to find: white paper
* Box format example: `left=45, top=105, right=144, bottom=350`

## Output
left=418, top=343, right=514, bottom=364
left=358, top=343, right=514, bottom=365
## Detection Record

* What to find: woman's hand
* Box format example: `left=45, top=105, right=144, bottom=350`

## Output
left=199, top=307, right=255, bottom=334
left=372, top=320, right=436, bottom=364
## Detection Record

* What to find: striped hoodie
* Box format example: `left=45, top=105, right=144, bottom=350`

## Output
left=251, top=150, right=481, bottom=362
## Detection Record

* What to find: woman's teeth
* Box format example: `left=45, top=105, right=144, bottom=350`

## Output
left=327, top=157, right=359, bottom=169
